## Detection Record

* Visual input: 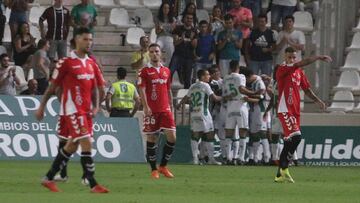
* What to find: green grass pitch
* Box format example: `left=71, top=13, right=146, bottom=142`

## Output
left=0, top=161, right=359, bottom=203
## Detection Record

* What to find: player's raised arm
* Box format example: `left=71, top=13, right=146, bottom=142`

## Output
left=294, top=55, right=332, bottom=68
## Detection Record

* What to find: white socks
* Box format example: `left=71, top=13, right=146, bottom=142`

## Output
left=261, top=139, right=271, bottom=163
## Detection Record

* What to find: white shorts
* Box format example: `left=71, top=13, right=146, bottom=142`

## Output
left=271, top=115, right=283, bottom=134
left=225, top=103, right=249, bottom=130
left=191, top=113, right=214, bottom=133
left=249, top=107, right=268, bottom=133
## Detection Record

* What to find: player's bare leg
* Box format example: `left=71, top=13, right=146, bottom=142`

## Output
left=158, top=129, right=176, bottom=178
left=78, top=137, right=109, bottom=193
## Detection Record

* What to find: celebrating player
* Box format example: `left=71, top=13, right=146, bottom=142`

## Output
left=274, top=47, right=330, bottom=183
left=177, top=69, right=222, bottom=165
left=35, top=28, right=109, bottom=193
left=138, top=43, right=176, bottom=179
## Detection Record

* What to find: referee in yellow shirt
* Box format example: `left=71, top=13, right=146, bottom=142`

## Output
left=106, top=67, right=140, bottom=117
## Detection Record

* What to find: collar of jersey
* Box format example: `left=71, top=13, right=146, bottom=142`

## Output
left=146, top=62, right=163, bottom=69
left=70, top=51, right=89, bottom=60
left=281, top=62, right=295, bottom=67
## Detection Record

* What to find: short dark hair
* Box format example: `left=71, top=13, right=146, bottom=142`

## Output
left=75, top=27, right=91, bottom=37
left=229, top=60, right=239, bottom=71
left=208, top=66, right=219, bottom=75
left=37, top=39, right=48, bottom=49
left=284, top=15, right=295, bottom=22
left=149, top=43, right=161, bottom=49
left=197, top=69, right=208, bottom=80
left=224, top=14, right=233, bottom=21
left=285, top=46, right=296, bottom=53
left=257, top=13, right=267, bottom=22
left=117, top=67, right=127, bottom=79
left=199, top=20, right=208, bottom=26
left=239, top=67, right=254, bottom=78
left=0, top=53, right=9, bottom=60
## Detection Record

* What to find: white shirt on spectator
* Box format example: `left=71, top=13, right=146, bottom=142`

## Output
left=276, top=29, right=305, bottom=64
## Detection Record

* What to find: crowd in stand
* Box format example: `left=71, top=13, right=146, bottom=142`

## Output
left=0, top=0, right=319, bottom=165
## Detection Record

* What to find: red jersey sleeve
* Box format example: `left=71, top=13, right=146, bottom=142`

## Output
left=137, top=68, right=147, bottom=88
left=51, top=58, right=68, bottom=86
left=300, top=70, right=311, bottom=90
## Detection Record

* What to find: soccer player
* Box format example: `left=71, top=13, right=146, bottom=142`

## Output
left=177, top=69, right=222, bottom=165
left=241, top=68, right=271, bottom=165
left=35, top=28, right=109, bottom=193
left=274, top=47, right=330, bottom=183
left=138, top=43, right=176, bottom=179
left=208, top=66, right=227, bottom=162
left=223, top=60, right=259, bottom=165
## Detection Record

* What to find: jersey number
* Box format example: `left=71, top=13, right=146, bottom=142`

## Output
left=120, top=84, right=128, bottom=92
left=190, top=92, right=202, bottom=107
left=229, top=84, right=238, bottom=96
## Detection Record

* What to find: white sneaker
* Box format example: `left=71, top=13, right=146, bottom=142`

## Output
left=81, top=178, right=89, bottom=186
left=208, top=159, right=222, bottom=165
left=53, top=174, right=68, bottom=182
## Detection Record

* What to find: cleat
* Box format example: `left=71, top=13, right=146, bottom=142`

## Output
left=41, top=179, right=62, bottom=192
left=208, top=159, right=222, bottom=165
left=151, top=170, right=160, bottom=179
left=158, top=166, right=174, bottom=178
left=81, top=178, right=89, bottom=186
left=280, top=168, right=295, bottom=183
left=91, top=184, right=109, bottom=193
left=53, top=174, right=68, bottom=182
left=274, top=176, right=285, bottom=183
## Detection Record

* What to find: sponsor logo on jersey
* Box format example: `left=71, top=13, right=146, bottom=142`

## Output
left=151, top=78, right=167, bottom=84
left=72, top=65, right=81, bottom=69
left=77, top=73, right=95, bottom=80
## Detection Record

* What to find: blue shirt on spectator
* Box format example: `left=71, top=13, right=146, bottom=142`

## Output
left=217, top=29, right=242, bottom=60
left=196, top=33, right=215, bottom=64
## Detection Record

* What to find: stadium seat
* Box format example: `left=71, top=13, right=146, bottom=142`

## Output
left=109, top=8, right=136, bottom=28
left=143, top=0, right=161, bottom=9
left=94, top=0, right=119, bottom=8
left=353, top=19, right=360, bottom=32
left=117, top=0, right=144, bottom=9
left=272, top=29, right=279, bottom=41
left=204, top=0, right=217, bottom=10
left=133, top=8, right=155, bottom=29
left=171, top=72, right=183, bottom=89
left=126, top=27, right=145, bottom=46
left=340, top=51, right=360, bottom=71
left=28, top=68, right=34, bottom=80
left=293, top=11, right=313, bottom=32
left=15, top=66, right=28, bottom=92
left=0, top=45, right=6, bottom=55
left=327, top=90, right=355, bottom=112
left=5, top=8, right=10, bottom=23
left=29, top=6, right=46, bottom=26
left=346, top=32, right=360, bottom=51
left=333, top=70, right=360, bottom=91
left=150, top=28, right=157, bottom=43
left=196, top=9, right=210, bottom=22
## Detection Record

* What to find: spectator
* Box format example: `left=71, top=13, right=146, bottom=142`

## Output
left=210, top=5, right=224, bottom=41
left=170, top=13, right=198, bottom=88
left=20, top=78, right=38, bottom=95
left=155, top=2, right=176, bottom=66
left=13, top=22, right=36, bottom=75
left=71, top=0, right=97, bottom=37
left=275, top=15, right=305, bottom=65
left=39, top=0, right=71, bottom=61
left=165, top=0, right=178, bottom=17
left=0, top=0, right=7, bottom=44
left=270, top=0, right=297, bottom=31
left=217, top=0, right=232, bottom=13
left=247, top=14, right=276, bottom=76
left=195, top=20, right=216, bottom=77
left=8, top=0, right=34, bottom=40
left=131, top=36, right=150, bottom=74
left=178, top=2, right=197, bottom=26
left=0, top=53, right=20, bottom=95
left=175, top=0, right=192, bottom=18
left=32, top=39, right=50, bottom=94
left=217, top=14, right=242, bottom=77
left=228, top=0, right=253, bottom=39
left=106, top=67, right=140, bottom=117
left=298, top=0, right=319, bottom=24
left=242, top=0, right=262, bottom=19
